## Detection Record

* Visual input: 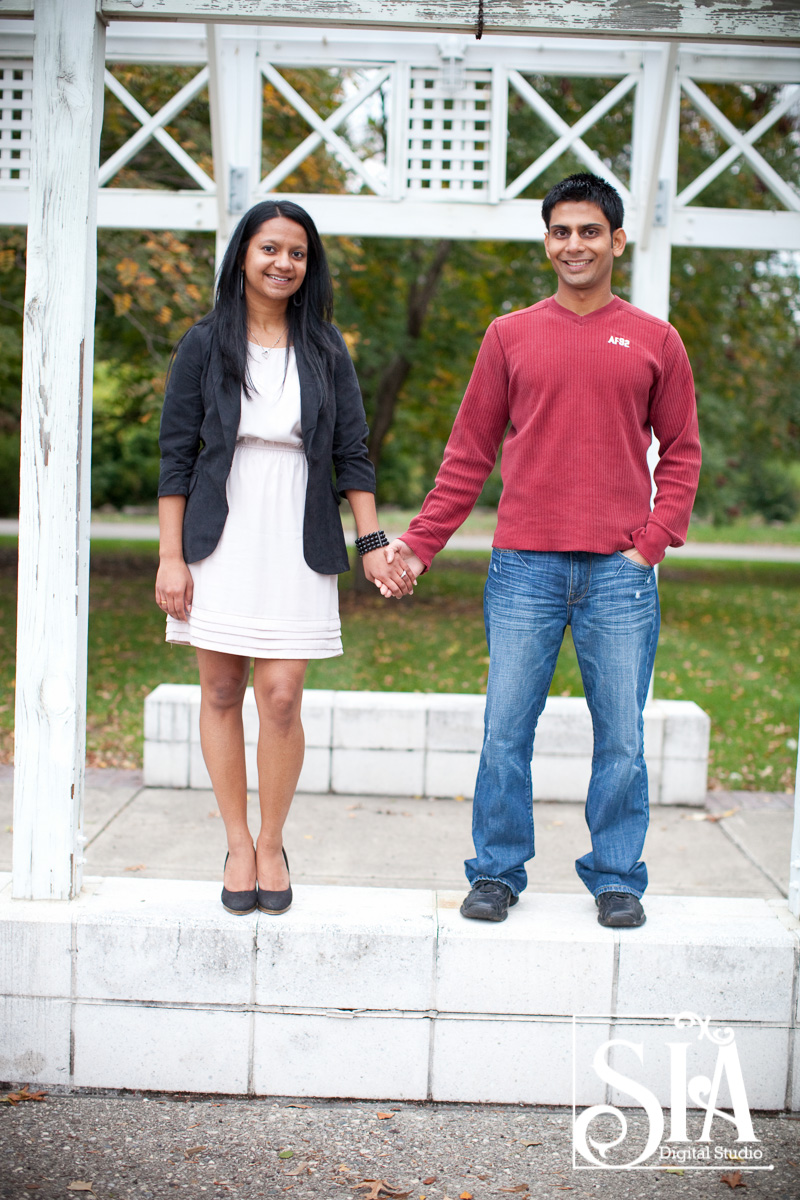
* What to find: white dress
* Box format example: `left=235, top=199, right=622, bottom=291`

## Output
left=166, top=345, right=342, bottom=659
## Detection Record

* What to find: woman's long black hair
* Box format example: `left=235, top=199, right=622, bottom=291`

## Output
left=210, top=199, right=339, bottom=400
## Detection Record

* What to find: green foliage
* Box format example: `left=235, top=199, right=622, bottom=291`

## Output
left=1, top=546, right=796, bottom=790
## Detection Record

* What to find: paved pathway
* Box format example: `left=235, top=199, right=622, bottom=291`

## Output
left=0, top=768, right=790, bottom=899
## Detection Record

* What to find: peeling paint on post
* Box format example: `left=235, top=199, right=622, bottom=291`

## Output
left=12, top=0, right=106, bottom=899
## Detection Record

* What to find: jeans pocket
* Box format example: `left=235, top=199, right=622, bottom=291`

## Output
left=614, top=550, right=651, bottom=576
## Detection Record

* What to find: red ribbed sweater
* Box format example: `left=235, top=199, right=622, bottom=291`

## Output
left=402, top=295, right=700, bottom=568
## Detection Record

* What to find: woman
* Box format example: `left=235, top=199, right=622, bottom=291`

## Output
left=155, top=200, right=412, bottom=916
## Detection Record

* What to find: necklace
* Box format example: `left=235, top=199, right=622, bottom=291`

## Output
left=249, top=326, right=286, bottom=359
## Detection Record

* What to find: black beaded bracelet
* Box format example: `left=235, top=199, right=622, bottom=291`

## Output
left=355, top=529, right=389, bottom=557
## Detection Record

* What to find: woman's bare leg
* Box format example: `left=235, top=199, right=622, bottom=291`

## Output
left=252, top=658, right=308, bottom=890
left=195, top=647, right=254, bottom=892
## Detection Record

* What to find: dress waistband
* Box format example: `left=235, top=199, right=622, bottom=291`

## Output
left=235, top=436, right=305, bottom=453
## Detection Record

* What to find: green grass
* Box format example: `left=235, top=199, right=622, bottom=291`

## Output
left=0, top=544, right=798, bottom=790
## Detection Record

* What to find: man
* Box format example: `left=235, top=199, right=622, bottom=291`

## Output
left=389, top=173, right=700, bottom=927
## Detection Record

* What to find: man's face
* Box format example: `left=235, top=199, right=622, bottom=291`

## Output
left=543, top=200, right=626, bottom=293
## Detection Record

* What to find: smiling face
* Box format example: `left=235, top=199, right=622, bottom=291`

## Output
left=241, top=216, right=308, bottom=312
left=543, top=200, right=626, bottom=307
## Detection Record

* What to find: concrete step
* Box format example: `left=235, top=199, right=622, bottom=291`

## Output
left=1, top=873, right=796, bottom=1107
left=144, top=686, right=711, bottom=805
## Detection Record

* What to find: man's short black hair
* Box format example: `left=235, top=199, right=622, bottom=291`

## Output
left=542, top=173, right=624, bottom=232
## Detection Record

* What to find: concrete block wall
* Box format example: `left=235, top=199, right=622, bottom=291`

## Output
left=144, top=686, right=711, bottom=805
left=1, top=873, right=796, bottom=1106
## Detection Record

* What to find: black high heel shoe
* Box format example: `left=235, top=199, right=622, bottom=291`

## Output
left=221, top=850, right=257, bottom=915
left=257, top=847, right=292, bottom=915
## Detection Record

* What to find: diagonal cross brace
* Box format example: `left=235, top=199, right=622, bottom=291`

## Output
left=259, top=60, right=388, bottom=197
left=678, top=77, right=800, bottom=212
left=99, top=66, right=214, bottom=190
left=503, top=69, right=634, bottom=202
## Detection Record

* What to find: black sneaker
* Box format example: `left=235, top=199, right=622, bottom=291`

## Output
left=460, top=880, right=519, bottom=922
left=596, top=891, right=646, bottom=928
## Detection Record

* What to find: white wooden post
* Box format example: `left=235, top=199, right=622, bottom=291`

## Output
left=208, top=25, right=262, bottom=274
left=790, top=722, right=800, bottom=918
left=12, top=0, right=106, bottom=899
left=630, top=43, right=680, bottom=321
left=629, top=45, right=681, bottom=702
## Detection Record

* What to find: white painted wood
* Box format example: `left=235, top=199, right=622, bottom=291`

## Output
left=637, top=42, right=678, bottom=252
left=97, top=1, right=800, bottom=47
left=13, top=0, right=106, bottom=900
left=672, top=206, right=800, bottom=251
left=0, top=59, right=31, bottom=184
left=205, top=23, right=228, bottom=272
left=488, top=63, right=507, bottom=205
left=258, top=64, right=391, bottom=196
left=261, top=59, right=387, bottom=196
left=629, top=46, right=680, bottom=321
left=102, top=68, right=214, bottom=192
left=98, top=66, right=211, bottom=188
left=677, top=80, right=800, bottom=210
left=504, top=69, right=632, bottom=202
left=791, top=721, right=800, bottom=919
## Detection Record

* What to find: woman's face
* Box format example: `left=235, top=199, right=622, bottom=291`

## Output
left=242, top=216, right=308, bottom=309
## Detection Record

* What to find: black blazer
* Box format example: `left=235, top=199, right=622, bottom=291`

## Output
left=158, top=319, right=376, bottom=574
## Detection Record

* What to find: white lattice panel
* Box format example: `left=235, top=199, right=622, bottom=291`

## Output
left=406, top=68, right=492, bottom=196
left=0, top=61, right=32, bottom=183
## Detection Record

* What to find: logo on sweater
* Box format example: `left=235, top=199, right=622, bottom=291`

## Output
left=608, top=335, right=630, bottom=347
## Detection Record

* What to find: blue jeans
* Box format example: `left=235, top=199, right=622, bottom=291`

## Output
left=465, top=550, right=660, bottom=899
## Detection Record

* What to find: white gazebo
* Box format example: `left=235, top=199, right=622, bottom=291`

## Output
left=1, top=1, right=799, bottom=1106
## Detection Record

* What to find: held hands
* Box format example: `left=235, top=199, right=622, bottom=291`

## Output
left=372, top=538, right=425, bottom=601
left=155, top=557, right=194, bottom=621
left=361, top=545, right=416, bottom=599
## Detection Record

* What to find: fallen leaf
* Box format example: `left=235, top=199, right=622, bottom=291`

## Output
left=685, top=808, right=738, bottom=822
left=285, top=1162, right=310, bottom=1177
left=355, top=1183, right=411, bottom=1200
left=0, top=1086, right=47, bottom=1105
left=520, top=1140, right=542, bottom=1148
left=67, top=1186, right=95, bottom=1195
left=721, top=1172, right=746, bottom=1189
left=376, top=1112, right=394, bottom=1120
left=124, top=863, right=146, bottom=872
left=460, top=1193, right=474, bottom=1200
left=662, top=1168, right=684, bottom=1175
left=278, top=1149, right=295, bottom=1160
left=423, top=1180, right=436, bottom=1187
left=284, top=1104, right=309, bottom=1109
left=184, top=1146, right=207, bottom=1159
left=499, top=1187, right=530, bottom=1194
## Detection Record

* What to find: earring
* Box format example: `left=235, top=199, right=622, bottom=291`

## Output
left=293, top=289, right=303, bottom=307
left=239, top=270, right=245, bottom=298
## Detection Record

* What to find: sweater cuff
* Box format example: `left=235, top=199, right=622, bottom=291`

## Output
left=399, top=530, right=432, bottom=572
left=631, top=520, right=673, bottom=567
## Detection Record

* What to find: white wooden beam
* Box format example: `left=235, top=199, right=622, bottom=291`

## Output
left=98, top=66, right=211, bottom=188
left=629, top=45, right=680, bottom=320
left=97, top=2, right=800, bottom=47
left=13, top=0, right=106, bottom=900
left=677, top=84, right=800, bottom=208
left=672, top=205, right=800, bottom=251
left=504, top=69, right=634, bottom=202
left=679, top=78, right=800, bottom=212
left=258, top=64, right=391, bottom=196
left=637, top=42, right=678, bottom=252
left=102, top=68, right=214, bottom=191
